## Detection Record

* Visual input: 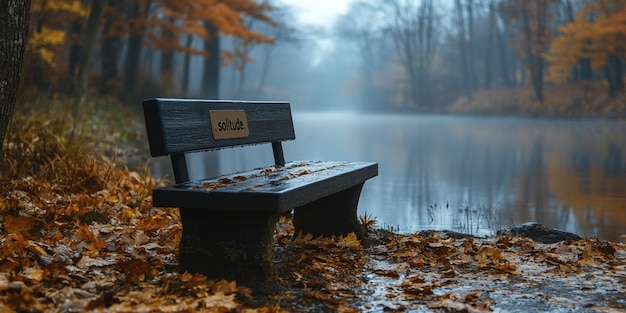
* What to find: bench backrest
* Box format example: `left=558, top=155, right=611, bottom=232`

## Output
left=143, top=98, right=295, bottom=183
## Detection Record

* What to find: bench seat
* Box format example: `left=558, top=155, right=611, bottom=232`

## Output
left=153, top=161, right=377, bottom=211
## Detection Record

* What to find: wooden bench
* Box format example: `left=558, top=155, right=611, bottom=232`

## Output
left=143, top=98, right=378, bottom=286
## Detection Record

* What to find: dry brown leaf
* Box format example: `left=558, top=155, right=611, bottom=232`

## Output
left=117, top=258, right=156, bottom=284
left=402, top=283, right=433, bottom=298
left=182, top=273, right=209, bottom=289
left=210, top=279, right=238, bottom=295
left=4, top=215, right=36, bottom=235
left=78, top=224, right=107, bottom=251
left=200, top=292, right=238, bottom=310
left=136, top=215, right=170, bottom=232
left=303, top=291, right=346, bottom=305
left=15, top=267, right=44, bottom=285
left=76, top=255, right=119, bottom=268
left=0, top=233, right=28, bottom=259
left=335, top=233, right=362, bottom=250
left=5, top=287, right=39, bottom=312
left=218, top=177, right=234, bottom=184
left=494, top=263, right=519, bottom=274
left=374, top=269, right=401, bottom=278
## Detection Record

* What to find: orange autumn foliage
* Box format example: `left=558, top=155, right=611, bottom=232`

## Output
left=548, top=0, right=626, bottom=82
left=131, top=0, right=275, bottom=57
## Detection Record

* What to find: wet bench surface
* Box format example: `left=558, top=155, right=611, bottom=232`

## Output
left=153, top=161, right=378, bottom=211
left=143, top=98, right=378, bottom=288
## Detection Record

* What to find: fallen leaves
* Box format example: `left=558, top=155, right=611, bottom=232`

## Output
left=1, top=173, right=625, bottom=312
left=195, top=161, right=336, bottom=192
left=3, top=215, right=36, bottom=235
left=136, top=215, right=171, bottom=232
left=0, top=148, right=261, bottom=312
left=78, top=224, right=108, bottom=251
left=427, top=291, right=494, bottom=312
left=360, top=230, right=626, bottom=312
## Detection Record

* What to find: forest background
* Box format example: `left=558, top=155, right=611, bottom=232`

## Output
left=7, top=0, right=626, bottom=116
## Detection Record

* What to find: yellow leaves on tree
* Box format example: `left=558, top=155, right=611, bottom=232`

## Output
left=548, top=0, right=626, bottom=82
left=27, top=27, right=66, bottom=66
left=27, top=0, right=89, bottom=67
left=31, top=0, right=89, bottom=16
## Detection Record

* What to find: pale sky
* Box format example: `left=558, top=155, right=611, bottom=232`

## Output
left=278, top=0, right=355, bottom=65
left=279, top=0, right=354, bottom=29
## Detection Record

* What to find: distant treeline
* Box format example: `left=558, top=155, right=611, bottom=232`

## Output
left=17, top=0, right=626, bottom=114
left=335, top=0, right=625, bottom=113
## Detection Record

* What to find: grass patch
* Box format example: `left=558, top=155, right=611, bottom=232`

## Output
left=1, top=91, right=154, bottom=220
left=449, top=83, right=626, bottom=118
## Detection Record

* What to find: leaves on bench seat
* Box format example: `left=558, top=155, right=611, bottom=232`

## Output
left=188, top=161, right=366, bottom=192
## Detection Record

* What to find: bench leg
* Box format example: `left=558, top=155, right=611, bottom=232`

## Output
left=293, top=183, right=366, bottom=239
left=177, top=208, right=279, bottom=287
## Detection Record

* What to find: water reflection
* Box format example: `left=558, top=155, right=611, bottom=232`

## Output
left=170, top=113, right=626, bottom=242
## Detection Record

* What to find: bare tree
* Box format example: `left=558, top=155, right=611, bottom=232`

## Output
left=124, top=2, right=152, bottom=93
left=0, top=0, right=31, bottom=176
left=335, top=1, right=385, bottom=108
left=254, top=5, right=301, bottom=98
left=101, top=0, right=124, bottom=93
left=182, top=34, right=195, bottom=93
left=159, top=15, right=177, bottom=90
left=201, top=20, right=220, bottom=98
left=382, top=0, right=437, bottom=109
left=485, top=0, right=496, bottom=88
left=454, top=0, right=473, bottom=100
left=230, top=18, right=256, bottom=97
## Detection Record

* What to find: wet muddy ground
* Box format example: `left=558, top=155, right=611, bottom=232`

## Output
left=268, top=220, right=626, bottom=312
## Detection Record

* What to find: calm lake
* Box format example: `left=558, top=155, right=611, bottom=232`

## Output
left=152, top=112, right=626, bottom=242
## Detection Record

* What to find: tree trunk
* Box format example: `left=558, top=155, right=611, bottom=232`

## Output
left=485, top=0, right=496, bottom=88
left=455, top=0, right=472, bottom=100
left=68, top=20, right=82, bottom=77
left=160, top=16, right=176, bottom=90
left=521, top=4, right=544, bottom=102
left=466, top=0, right=478, bottom=91
left=578, top=58, right=592, bottom=82
left=237, top=56, right=247, bottom=96
left=406, top=44, right=419, bottom=108
left=0, top=0, right=30, bottom=176
left=419, top=0, right=434, bottom=108
left=124, top=3, right=150, bottom=93
left=75, top=0, right=105, bottom=105
left=160, top=49, right=174, bottom=90
left=386, top=0, right=437, bottom=109
left=606, top=54, right=623, bottom=98
left=101, top=0, right=123, bottom=93
left=202, top=21, right=220, bottom=99
left=182, top=34, right=193, bottom=94
left=256, top=44, right=275, bottom=97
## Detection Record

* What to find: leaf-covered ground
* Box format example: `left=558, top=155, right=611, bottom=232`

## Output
left=1, top=179, right=625, bottom=312
left=1, top=99, right=625, bottom=312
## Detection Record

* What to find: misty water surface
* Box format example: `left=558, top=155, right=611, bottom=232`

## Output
left=155, top=113, right=626, bottom=242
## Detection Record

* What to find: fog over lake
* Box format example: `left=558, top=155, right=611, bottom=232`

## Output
left=155, top=112, right=626, bottom=242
